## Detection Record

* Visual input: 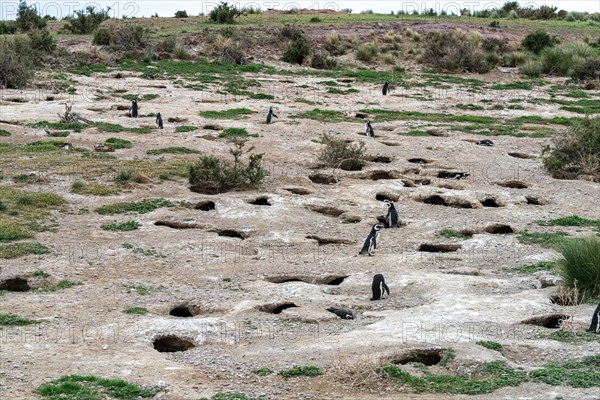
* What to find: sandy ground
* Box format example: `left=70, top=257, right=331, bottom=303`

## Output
left=0, top=53, right=599, bottom=400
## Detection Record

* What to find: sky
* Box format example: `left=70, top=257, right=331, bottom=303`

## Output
left=1, top=0, right=598, bottom=19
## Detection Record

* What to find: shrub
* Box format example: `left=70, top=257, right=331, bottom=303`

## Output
left=65, top=6, right=110, bottom=34
left=522, top=29, right=557, bottom=53
left=16, top=1, right=46, bottom=32
left=355, top=41, right=379, bottom=62
left=208, top=2, right=241, bottom=24
left=504, top=51, right=526, bottom=67
left=0, top=21, right=18, bottom=34
left=92, top=24, right=149, bottom=51
left=27, top=29, right=56, bottom=53
left=558, top=237, right=600, bottom=301
left=540, top=46, right=573, bottom=75
left=309, top=16, right=321, bottom=23
left=543, top=115, right=600, bottom=181
left=318, top=133, right=367, bottom=171
left=282, top=35, right=311, bottom=64
left=155, top=36, right=177, bottom=53
left=174, top=44, right=190, bottom=60
left=311, top=53, right=337, bottom=69
left=570, top=59, right=600, bottom=81
left=423, top=30, right=493, bottom=73
left=188, top=139, right=268, bottom=194
left=521, top=58, right=542, bottom=77
left=0, top=36, right=37, bottom=88
left=174, top=10, right=189, bottom=18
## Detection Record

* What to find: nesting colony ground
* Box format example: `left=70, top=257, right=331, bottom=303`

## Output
left=1, top=14, right=599, bottom=400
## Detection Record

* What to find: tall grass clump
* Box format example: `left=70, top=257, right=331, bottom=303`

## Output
left=355, top=41, right=379, bottom=62
left=318, top=133, right=367, bottom=171
left=557, top=237, right=600, bottom=302
left=543, top=115, right=600, bottom=181
left=282, top=35, right=311, bottom=64
left=422, top=29, right=495, bottom=73
left=521, top=58, right=542, bottom=77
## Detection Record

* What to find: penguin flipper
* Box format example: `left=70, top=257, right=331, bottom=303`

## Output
left=383, top=283, right=390, bottom=296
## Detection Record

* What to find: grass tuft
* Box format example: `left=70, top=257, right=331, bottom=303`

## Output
left=0, top=313, right=40, bottom=326
left=37, top=375, right=160, bottom=399
left=123, top=307, right=148, bottom=315
left=279, top=365, right=322, bottom=379
left=101, top=220, right=141, bottom=232
left=200, top=108, right=255, bottom=119
left=95, top=199, right=176, bottom=215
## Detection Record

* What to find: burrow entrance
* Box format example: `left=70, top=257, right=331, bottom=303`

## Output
left=169, top=306, right=194, bottom=318
left=0, top=277, right=31, bottom=292
left=522, top=314, right=569, bottom=329
left=508, top=152, right=535, bottom=159
left=258, top=302, right=298, bottom=314
left=309, top=174, right=338, bottom=184
left=437, top=171, right=469, bottom=179
left=214, top=229, right=246, bottom=239
left=549, top=294, right=580, bottom=307
left=389, top=349, right=444, bottom=366
left=155, top=221, right=202, bottom=229
left=526, top=196, right=544, bottom=205
left=422, top=195, right=447, bottom=206
left=370, top=156, right=392, bottom=164
left=306, top=205, right=346, bottom=217
left=481, top=198, right=502, bottom=208
left=366, top=171, right=398, bottom=181
left=248, top=197, right=271, bottom=206
left=327, top=307, right=354, bottom=319
left=195, top=201, right=215, bottom=211
left=305, top=235, right=353, bottom=246
left=408, top=158, right=431, bottom=164
left=485, top=224, right=514, bottom=234
left=497, top=180, right=528, bottom=189
left=284, top=187, right=312, bottom=195
left=153, top=336, right=196, bottom=353
left=375, top=193, right=400, bottom=202
left=264, top=275, right=347, bottom=285
left=419, top=243, right=462, bottom=253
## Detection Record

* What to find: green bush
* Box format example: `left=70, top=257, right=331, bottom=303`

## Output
left=355, top=42, right=379, bottom=62
left=318, top=133, right=367, bottom=171
left=541, top=46, right=574, bottom=75
left=92, top=24, right=149, bottom=51
left=0, top=20, right=18, bottom=34
left=543, top=115, right=600, bottom=180
left=522, top=29, right=557, bottom=53
left=558, top=237, right=600, bottom=301
left=423, top=30, right=493, bottom=73
left=311, top=53, right=337, bottom=69
left=16, top=1, right=46, bottom=32
left=175, top=10, right=189, bottom=18
left=188, top=140, right=268, bottom=194
left=0, top=36, right=37, bottom=88
left=208, top=2, right=241, bottom=24
left=282, top=35, right=311, bottom=64
left=27, top=29, right=56, bottom=53
left=155, top=36, right=177, bottom=53
left=571, top=59, right=600, bottom=81
left=65, top=6, right=110, bottom=34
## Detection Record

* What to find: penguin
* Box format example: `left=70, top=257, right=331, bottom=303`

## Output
left=370, top=274, right=390, bottom=301
left=156, top=112, right=163, bottom=129
left=382, top=81, right=389, bottom=95
left=129, top=99, right=138, bottom=118
left=365, top=120, right=374, bottom=137
left=586, top=302, right=600, bottom=334
left=326, top=307, right=355, bottom=320
left=445, top=172, right=470, bottom=180
left=359, top=223, right=384, bottom=256
left=266, top=106, right=278, bottom=124
left=384, top=199, right=399, bottom=229
left=476, top=139, right=494, bottom=146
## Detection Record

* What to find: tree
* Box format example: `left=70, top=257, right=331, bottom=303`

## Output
left=208, top=2, right=241, bottom=24
left=16, top=1, right=46, bottom=32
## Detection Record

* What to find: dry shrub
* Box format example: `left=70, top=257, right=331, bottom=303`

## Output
left=329, top=353, right=385, bottom=391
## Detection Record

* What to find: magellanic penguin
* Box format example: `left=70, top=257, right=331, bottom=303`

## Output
left=384, top=199, right=399, bottom=228
left=327, top=307, right=355, bottom=320
left=382, top=81, right=390, bottom=95
left=266, top=106, right=278, bottom=124
left=365, top=120, right=374, bottom=137
left=586, top=302, right=600, bottom=334
left=370, top=274, right=390, bottom=301
left=445, top=172, right=469, bottom=180
left=476, top=139, right=494, bottom=146
left=359, top=223, right=385, bottom=256
left=156, top=112, right=163, bottom=129
left=129, top=99, right=138, bottom=118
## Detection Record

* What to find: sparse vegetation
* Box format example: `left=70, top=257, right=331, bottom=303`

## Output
left=279, top=365, right=321, bottom=378
left=37, top=375, right=160, bottom=399
left=252, top=368, right=274, bottom=376
left=317, top=133, right=367, bottom=171
left=147, top=147, right=201, bottom=155
left=200, top=108, right=255, bottom=119
left=219, top=128, right=255, bottom=138
left=290, top=108, right=351, bottom=123
left=0, top=313, right=40, bottom=326
left=124, top=307, right=148, bottom=315
left=440, top=229, right=470, bottom=239
left=507, top=261, right=558, bottom=274
left=101, top=220, right=141, bottom=232
left=476, top=341, right=503, bottom=351
left=517, top=231, right=570, bottom=248
left=105, top=137, right=132, bottom=149
left=95, top=198, right=176, bottom=215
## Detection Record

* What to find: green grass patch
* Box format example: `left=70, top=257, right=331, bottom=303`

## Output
left=537, top=215, right=600, bottom=229
left=37, top=280, right=79, bottom=292
left=95, top=198, right=176, bottom=215
left=105, top=137, right=132, bottom=149
left=67, top=63, right=110, bottom=76
left=96, top=123, right=151, bottom=134
left=440, top=229, right=470, bottom=239
left=490, top=82, right=532, bottom=90
left=200, top=108, right=255, bottom=119
left=517, top=231, right=570, bottom=248
left=0, top=219, right=33, bottom=242
left=199, top=393, right=265, bottom=400
left=360, top=109, right=497, bottom=124
left=456, top=103, right=485, bottom=111
left=147, top=147, right=201, bottom=155
left=400, top=130, right=430, bottom=136
left=125, top=284, right=164, bottom=295
left=279, top=365, right=321, bottom=379
left=0, top=129, right=11, bottom=137
left=123, top=307, right=148, bottom=315
left=101, top=220, right=140, bottom=232
left=29, top=121, right=84, bottom=132
left=37, top=375, right=160, bottom=399
left=175, top=125, right=198, bottom=133
left=476, top=341, right=503, bottom=351
left=513, top=115, right=581, bottom=126
left=506, top=261, right=558, bottom=274
left=33, top=270, right=50, bottom=277
left=0, top=313, right=40, bottom=326
left=290, top=108, right=352, bottom=123
left=439, top=349, right=456, bottom=367
left=252, top=368, right=274, bottom=376
left=529, top=358, right=600, bottom=388
left=219, top=128, right=255, bottom=139
left=544, top=330, right=600, bottom=343
left=327, top=87, right=359, bottom=95
left=119, top=93, right=160, bottom=101
left=71, top=181, right=119, bottom=196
